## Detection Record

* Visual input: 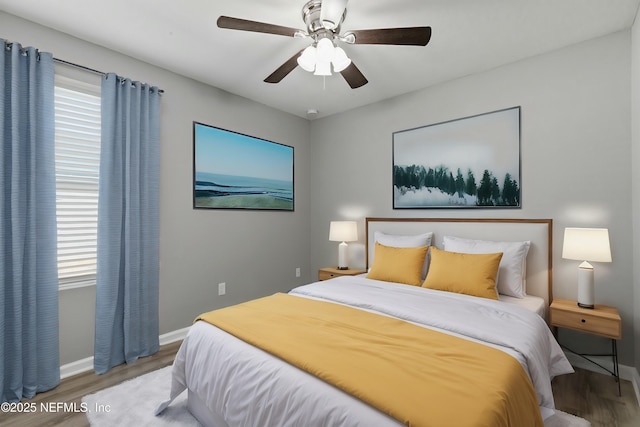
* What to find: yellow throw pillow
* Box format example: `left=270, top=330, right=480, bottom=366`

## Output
left=366, top=242, right=429, bottom=287
left=422, top=247, right=502, bottom=300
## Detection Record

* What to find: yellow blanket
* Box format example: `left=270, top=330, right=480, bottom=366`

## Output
left=196, top=293, right=543, bottom=427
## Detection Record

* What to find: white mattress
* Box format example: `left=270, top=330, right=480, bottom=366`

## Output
left=499, top=293, right=546, bottom=318
left=157, top=277, right=572, bottom=426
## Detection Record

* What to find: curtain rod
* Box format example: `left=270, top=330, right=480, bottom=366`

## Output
left=54, top=57, right=165, bottom=94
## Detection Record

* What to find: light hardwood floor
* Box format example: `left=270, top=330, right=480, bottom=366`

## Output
left=553, top=367, right=640, bottom=427
left=1, top=341, right=638, bottom=426
left=0, top=341, right=181, bottom=427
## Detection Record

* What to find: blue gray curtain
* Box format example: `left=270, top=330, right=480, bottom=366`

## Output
left=94, top=73, right=160, bottom=374
left=0, top=40, right=60, bottom=402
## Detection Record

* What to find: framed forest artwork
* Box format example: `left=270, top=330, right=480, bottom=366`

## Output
left=392, top=107, right=521, bottom=209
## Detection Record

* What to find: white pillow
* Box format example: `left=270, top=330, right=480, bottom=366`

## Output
left=374, top=231, right=433, bottom=278
left=442, top=236, right=530, bottom=298
left=375, top=231, right=433, bottom=248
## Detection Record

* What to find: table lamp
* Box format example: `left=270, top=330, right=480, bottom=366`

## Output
left=562, top=227, right=612, bottom=309
left=329, top=221, right=358, bottom=270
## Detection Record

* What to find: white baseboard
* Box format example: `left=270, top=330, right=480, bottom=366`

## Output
left=563, top=351, right=640, bottom=405
left=633, top=367, right=640, bottom=406
left=59, top=326, right=191, bottom=380
left=159, top=326, right=190, bottom=346
left=60, top=356, right=94, bottom=380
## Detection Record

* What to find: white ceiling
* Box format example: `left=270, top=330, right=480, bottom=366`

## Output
left=1, top=0, right=639, bottom=119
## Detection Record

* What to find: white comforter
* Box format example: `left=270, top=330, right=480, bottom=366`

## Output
left=157, top=277, right=573, bottom=426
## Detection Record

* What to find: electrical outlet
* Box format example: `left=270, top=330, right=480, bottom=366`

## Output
left=296, top=268, right=301, bottom=278
left=218, top=282, right=226, bottom=296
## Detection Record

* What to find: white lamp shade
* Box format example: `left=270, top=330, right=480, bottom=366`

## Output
left=316, top=38, right=335, bottom=62
left=313, top=60, right=332, bottom=76
left=329, top=221, right=358, bottom=242
left=297, top=46, right=317, bottom=72
left=562, top=228, right=612, bottom=262
left=298, top=39, right=351, bottom=77
left=332, top=46, right=351, bottom=72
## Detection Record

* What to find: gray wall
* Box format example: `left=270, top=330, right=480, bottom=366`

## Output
left=2, top=11, right=639, bottom=373
left=0, top=12, right=312, bottom=365
left=632, top=9, right=640, bottom=374
left=309, top=31, right=636, bottom=366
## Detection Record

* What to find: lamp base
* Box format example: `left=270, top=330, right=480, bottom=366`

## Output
left=337, top=241, right=349, bottom=270
left=577, top=261, right=595, bottom=309
left=577, top=302, right=594, bottom=309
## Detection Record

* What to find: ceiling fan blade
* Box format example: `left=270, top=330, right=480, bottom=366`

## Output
left=348, top=27, right=432, bottom=46
left=264, top=49, right=305, bottom=84
left=340, top=62, right=368, bottom=89
left=320, top=0, right=349, bottom=29
left=217, top=16, right=301, bottom=38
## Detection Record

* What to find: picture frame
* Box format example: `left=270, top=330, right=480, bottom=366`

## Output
left=392, top=106, right=521, bottom=209
left=193, top=122, right=294, bottom=211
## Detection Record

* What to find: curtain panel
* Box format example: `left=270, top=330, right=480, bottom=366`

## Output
left=94, top=73, right=161, bottom=374
left=0, top=40, right=60, bottom=402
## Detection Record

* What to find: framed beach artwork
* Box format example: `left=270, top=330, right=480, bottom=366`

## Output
left=392, top=106, right=521, bottom=209
left=193, top=122, right=294, bottom=211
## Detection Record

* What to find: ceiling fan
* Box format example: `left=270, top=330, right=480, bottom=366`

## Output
left=217, top=0, right=432, bottom=89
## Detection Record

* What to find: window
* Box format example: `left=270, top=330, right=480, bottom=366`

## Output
left=54, top=73, right=101, bottom=290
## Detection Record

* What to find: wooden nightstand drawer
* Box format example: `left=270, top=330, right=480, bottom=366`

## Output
left=550, top=298, right=621, bottom=340
left=318, top=270, right=340, bottom=281
left=318, top=267, right=367, bottom=281
left=551, top=309, right=620, bottom=339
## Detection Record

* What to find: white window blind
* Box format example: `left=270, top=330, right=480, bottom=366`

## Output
left=54, top=75, right=101, bottom=290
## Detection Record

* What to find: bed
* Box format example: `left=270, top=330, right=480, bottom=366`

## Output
left=157, top=218, right=573, bottom=427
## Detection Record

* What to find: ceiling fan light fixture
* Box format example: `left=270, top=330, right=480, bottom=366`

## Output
left=316, top=37, right=335, bottom=62
left=297, top=45, right=317, bottom=72
left=332, top=46, right=351, bottom=72
left=313, top=60, right=332, bottom=76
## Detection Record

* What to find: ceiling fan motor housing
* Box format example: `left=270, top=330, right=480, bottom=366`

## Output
left=303, top=0, right=345, bottom=40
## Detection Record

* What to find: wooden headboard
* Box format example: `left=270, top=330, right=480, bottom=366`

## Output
left=365, top=218, right=553, bottom=306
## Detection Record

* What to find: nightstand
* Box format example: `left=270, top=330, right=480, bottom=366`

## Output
left=550, top=298, right=622, bottom=395
left=318, top=266, right=367, bottom=281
